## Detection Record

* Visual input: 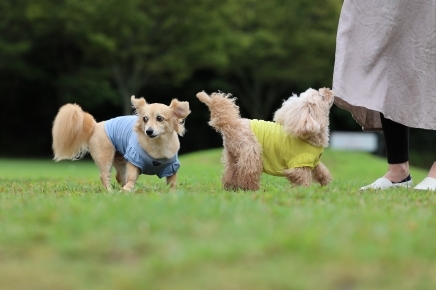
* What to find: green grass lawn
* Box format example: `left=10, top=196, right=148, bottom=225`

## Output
left=1, top=149, right=436, bottom=290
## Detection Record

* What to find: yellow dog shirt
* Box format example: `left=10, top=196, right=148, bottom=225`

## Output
left=250, top=119, right=324, bottom=176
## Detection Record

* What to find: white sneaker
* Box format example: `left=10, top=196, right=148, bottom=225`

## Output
left=414, top=177, right=436, bottom=191
left=359, top=177, right=413, bottom=190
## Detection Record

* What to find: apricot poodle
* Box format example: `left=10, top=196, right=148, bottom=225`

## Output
left=196, top=88, right=334, bottom=190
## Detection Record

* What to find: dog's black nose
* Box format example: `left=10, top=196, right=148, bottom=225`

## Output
left=146, top=129, right=154, bottom=136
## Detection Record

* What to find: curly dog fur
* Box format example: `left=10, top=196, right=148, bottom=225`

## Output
left=197, top=88, right=335, bottom=190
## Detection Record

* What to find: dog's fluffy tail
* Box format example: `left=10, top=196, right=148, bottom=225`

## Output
left=196, top=91, right=242, bottom=136
left=52, top=103, right=96, bottom=161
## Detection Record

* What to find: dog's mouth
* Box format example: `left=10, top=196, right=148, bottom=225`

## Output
left=145, top=129, right=159, bottom=138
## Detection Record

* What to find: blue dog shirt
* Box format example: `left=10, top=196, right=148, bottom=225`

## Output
left=104, top=116, right=180, bottom=178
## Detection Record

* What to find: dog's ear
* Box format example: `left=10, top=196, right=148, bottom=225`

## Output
left=170, top=99, right=191, bottom=136
left=170, top=99, right=191, bottom=119
left=273, top=95, right=298, bottom=125
left=131, top=95, right=147, bottom=112
left=291, top=102, right=322, bottom=139
left=274, top=96, right=322, bottom=139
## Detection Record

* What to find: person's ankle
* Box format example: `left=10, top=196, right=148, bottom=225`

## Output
left=427, top=163, right=436, bottom=179
left=384, top=165, right=410, bottom=183
left=427, top=173, right=436, bottom=179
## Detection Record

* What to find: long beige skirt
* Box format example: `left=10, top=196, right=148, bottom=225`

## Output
left=333, top=0, right=436, bottom=131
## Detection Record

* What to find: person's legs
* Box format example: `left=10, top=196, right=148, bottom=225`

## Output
left=361, top=114, right=436, bottom=190
left=380, top=113, right=410, bottom=182
left=360, top=113, right=412, bottom=190
left=382, top=115, right=436, bottom=181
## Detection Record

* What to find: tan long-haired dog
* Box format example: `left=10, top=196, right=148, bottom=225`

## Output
left=196, top=88, right=334, bottom=190
left=52, top=96, right=190, bottom=191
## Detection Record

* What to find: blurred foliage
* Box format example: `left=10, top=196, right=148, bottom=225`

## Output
left=1, top=0, right=435, bottom=164
left=223, top=0, right=342, bottom=119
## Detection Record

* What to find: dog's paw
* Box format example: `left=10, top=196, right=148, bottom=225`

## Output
left=119, top=189, right=133, bottom=193
left=318, top=176, right=333, bottom=186
left=122, top=184, right=134, bottom=192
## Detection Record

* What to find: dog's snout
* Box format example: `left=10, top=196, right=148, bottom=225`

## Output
left=146, top=129, right=154, bottom=136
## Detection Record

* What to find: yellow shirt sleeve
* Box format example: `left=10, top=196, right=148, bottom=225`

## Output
left=287, top=153, right=320, bottom=169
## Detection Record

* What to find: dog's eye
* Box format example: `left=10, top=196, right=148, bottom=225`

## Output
left=321, top=95, right=325, bottom=100
left=143, top=116, right=148, bottom=123
left=179, top=119, right=185, bottom=125
left=156, top=116, right=164, bottom=122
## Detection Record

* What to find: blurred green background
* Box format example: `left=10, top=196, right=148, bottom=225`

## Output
left=0, top=0, right=434, bottom=167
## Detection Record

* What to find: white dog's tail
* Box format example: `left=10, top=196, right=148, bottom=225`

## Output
left=196, top=91, right=243, bottom=137
left=52, top=103, right=96, bottom=161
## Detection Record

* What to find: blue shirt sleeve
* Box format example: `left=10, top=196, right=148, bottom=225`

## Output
left=157, top=162, right=180, bottom=178
left=123, top=145, right=145, bottom=173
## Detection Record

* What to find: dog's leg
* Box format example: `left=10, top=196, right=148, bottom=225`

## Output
left=122, top=162, right=141, bottom=191
left=92, top=158, right=113, bottom=192
left=88, top=123, right=116, bottom=191
left=93, top=157, right=114, bottom=192
left=233, top=143, right=263, bottom=191
left=284, top=167, right=313, bottom=187
left=166, top=173, right=177, bottom=190
left=221, top=149, right=238, bottom=190
left=233, top=131, right=263, bottom=191
left=235, top=168, right=262, bottom=191
left=220, top=141, right=263, bottom=191
left=113, top=154, right=127, bottom=186
left=313, top=162, right=333, bottom=186
left=221, top=139, right=262, bottom=191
